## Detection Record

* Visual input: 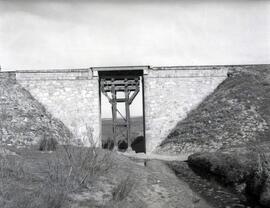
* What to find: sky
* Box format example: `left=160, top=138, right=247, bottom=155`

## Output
left=0, top=0, right=270, bottom=71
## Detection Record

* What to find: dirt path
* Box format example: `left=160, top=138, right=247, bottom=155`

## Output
left=70, top=151, right=213, bottom=208
left=141, top=160, right=212, bottom=208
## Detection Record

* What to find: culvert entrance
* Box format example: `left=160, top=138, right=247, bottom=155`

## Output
left=98, top=68, right=146, bottom=153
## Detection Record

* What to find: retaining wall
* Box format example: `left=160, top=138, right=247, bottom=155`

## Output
left=144, top=66, right=228, bottom=152
left=2, top=65, right=233, bottom=152
left=15, top=69, right=100, bottom=145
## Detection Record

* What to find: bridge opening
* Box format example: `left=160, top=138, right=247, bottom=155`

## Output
left=98, top=69, right=145, bottom=153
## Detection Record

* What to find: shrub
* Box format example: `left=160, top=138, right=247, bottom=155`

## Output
left=102, top=137, right=114, bottom=150
left=0, top=146, right=113, bottom=208
left=112, top=176, right=133, bottom=201
left=245, top=144, right=270, bottom=206
left=1, top=124, right=114, bottom=208
left=131, top=136, right=145, bottom=153
left=38, top=136, right=58, bottom=151
left=66, top=126, right=112, bottom=186
left=118, top=140, right=127, bottom=151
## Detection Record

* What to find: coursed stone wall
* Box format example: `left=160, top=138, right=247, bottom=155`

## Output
left=15, top=69, right=100, bottom=145
left=12, top=66, right=231, bottom=153
left=144, top=66, right=228, bottom=153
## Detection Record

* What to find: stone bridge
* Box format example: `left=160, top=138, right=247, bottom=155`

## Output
left=9, top=65, right=231, bottom=153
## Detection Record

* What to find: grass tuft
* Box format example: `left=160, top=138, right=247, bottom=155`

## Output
left=112, top=176, right=134, bottom=201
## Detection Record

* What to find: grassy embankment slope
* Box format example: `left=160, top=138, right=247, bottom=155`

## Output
left=0, top=73, right=72, bottom=146
left=158, top=65, right=270, bottom=155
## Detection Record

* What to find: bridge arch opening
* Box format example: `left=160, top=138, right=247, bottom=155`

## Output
left=98, top=68, right=146, bottom=153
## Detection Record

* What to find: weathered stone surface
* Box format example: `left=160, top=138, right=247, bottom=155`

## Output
left=10, top=66, right=230, bottom=151
left=15, top=69, right=100, bottom=145
left=0, top=74, right=72, bottom=146
left=3, top=65, right=267, bottom=153
left=144, top=67, right=228, bottom=153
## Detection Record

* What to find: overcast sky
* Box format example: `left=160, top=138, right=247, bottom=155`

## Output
left=0, top=0, right=269, bottom=71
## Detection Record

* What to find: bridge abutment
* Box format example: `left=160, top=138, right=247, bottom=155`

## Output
left=5, top=65, right=236, bottom=153
left=15, top=69, right=100, bottom=145
left=144, top=67, right=228, bottom=153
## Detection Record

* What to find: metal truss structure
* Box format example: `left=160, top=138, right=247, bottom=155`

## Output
left=100, top=75, right=140, bottom=151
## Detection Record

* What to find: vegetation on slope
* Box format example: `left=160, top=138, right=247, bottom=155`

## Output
left=0, top=144, right=211, bottom=208
left=156, top=65, right=270, bottom=206
left=187, top=143, right=270, bottom=207
left=158, top=65, right=270, bottom=155
left=0, top=73, right=72, bottom=146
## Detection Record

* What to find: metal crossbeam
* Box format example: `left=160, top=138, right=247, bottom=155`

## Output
left=103, top=85, right=138, bottom=92
left=102, top=79, right=139, bottom=85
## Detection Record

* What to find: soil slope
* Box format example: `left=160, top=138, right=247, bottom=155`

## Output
left=157, top=65, right=270, bottom=155
left=0, top=73, right=72, bottom=146
left=187, top=143, right=270, bottom=207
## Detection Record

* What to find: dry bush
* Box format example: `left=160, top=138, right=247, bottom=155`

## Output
left=112, top=176, right=134, bottom=201
left=0, top=150, right=71, bottom=208
left=245, top=142, right=270, bottom=206
left=38, top=135, right=58, bottom=151
left=0, top=155, right=25, bottom=180
left=0, top=155, right=39, bottom=208
left=61, top=126, right=112, bottom=189
left=0, top=126, right=113, bottom=208
left=102, top=137, right=114, bottom=150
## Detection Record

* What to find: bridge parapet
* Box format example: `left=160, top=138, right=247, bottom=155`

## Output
left=15, top=68, right=93, bottom=80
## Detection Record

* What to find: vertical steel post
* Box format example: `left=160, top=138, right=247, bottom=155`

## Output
left=125, top=89, right=131, bottom=150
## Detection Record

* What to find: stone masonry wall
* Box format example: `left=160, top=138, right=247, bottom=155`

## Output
left=10, top=66, right=236, bottom=153
left=144, top=66, right=228, bottom=153
left=15, top=69, right=100, bottom=145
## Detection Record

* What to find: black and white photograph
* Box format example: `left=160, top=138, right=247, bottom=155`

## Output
left=0, top=0, right=269, bottom=207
